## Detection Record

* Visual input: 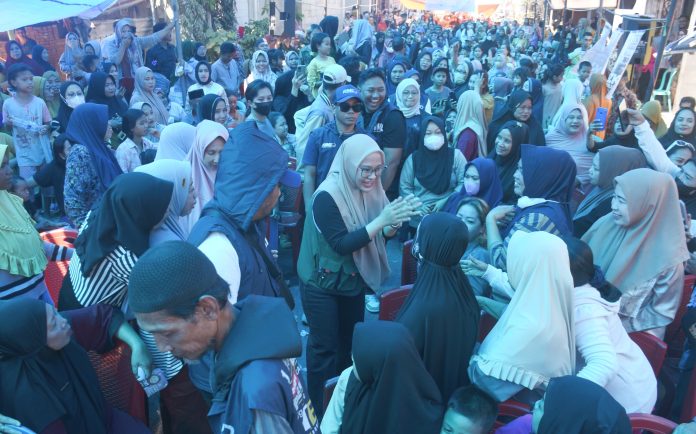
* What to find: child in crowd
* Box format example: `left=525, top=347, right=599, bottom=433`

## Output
left=2, top=64, right=52, bottom=180
left=306, top=32, right=336, bottom=97
left=440, top=386, right=498, bottom=434
left=425, top=66, right=452, bottom=117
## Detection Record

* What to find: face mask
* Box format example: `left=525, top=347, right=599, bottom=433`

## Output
left=386, top=46, right=394, bottom=53
left=65, top=95, right=85, bottom=109
left=676, top=177, right=696, bottom=197
left=464, top=180, right=480, bottom=195
left=423, top=134, right=445, bottom=151
left=254, top=101, right=273, bottom=116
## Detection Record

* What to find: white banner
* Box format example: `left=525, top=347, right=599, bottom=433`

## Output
left=0, top=0, right=117, bottom=32
left=606, top=30, right=646, bottom=99
left=599, top=29, right=625, bottom=74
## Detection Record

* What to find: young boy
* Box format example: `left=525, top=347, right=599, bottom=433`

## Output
left=2, top=63, right=52, bottom=180
left=426, top=66, right=452, bottom=117
left=440, top=386, right=498, bottom=434
left=578, top=61, right=593, bottom=98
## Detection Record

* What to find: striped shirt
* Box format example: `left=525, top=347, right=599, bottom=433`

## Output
left=491, top=212, right=564, bottom=271
left=0, top=243, right=71, bottom=301
left=69, top=245, right=138, bottom=309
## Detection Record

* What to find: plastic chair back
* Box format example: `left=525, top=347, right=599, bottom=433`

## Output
left=378, top=285, right=413, bottom=321
left=323, top=376, right=339, bottom=414
left=629, top=331, right=668, bottom=377
left=87, top=340, right=148, bottom=425
left=666, top=274, right=696, bottom=357
left=492, top=400, right=531, bottom=430
left=401, top=240, right=418, bottom=286
left=628, top=413, right=676, bottom=433
left=40, top=228, right=78, bottom=307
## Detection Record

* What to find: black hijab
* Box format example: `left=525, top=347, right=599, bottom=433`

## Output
left=659, top=108, right=696, bottom=149
left=198, top=93, right=226, bottom=123
left=86, top=71, right=127, bottom=118
left=31, top=44, right=55, bottom=73
left=0, top=298, right=106, bottom=434
left=195, top=61, right=212, bottom=85
left=341, top=321, right=443, bottom=434
left=412, top=116, right=455, bottom=195
left=56, top=81, right=82, bottom=133
left=486, top=89, right=545, bottom=152
left=74, top=172, right=173, bottom=275
left=396, top=212, right=479, bottom=400
left=538, top=376, right=631, bottom=434
left=490, top=120, right=528, bottom=204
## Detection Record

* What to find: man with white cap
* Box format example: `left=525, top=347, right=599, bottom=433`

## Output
left=294, top=64, right=349, bottom=169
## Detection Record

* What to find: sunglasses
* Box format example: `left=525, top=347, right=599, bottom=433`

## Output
left=339, top=102, right=364, bottom=113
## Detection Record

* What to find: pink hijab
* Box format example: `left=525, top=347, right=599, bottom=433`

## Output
left=185, top=120, right=229, bottom=230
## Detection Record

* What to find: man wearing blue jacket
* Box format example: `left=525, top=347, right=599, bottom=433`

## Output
left=128, top=241, right=319, bottom=434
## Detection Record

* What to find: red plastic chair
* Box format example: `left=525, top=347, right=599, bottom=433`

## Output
left=628, top=413, right=677, bottom=433
left=401, top=240, right=418, bottom=286
left=478, top=312, right=498, bottom=343
left=323, top=376, right=339, bottom=414
left=629, top=331, right=668, bottom=377
left=492, top=400, right=531, bottom=430
left=665, top=274, right=696, bottom=357
left=378, top=285, right=413, bottom=320
left=680, top=365, right=696, bottom=422
left=87, top=339, right=148, bottom=425
left=40, top=228, right=78, bottom=307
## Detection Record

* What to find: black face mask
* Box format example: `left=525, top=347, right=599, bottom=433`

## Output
left=254, top=101, right=273, bottom=116
left=676, top=177, right=696, bottom=197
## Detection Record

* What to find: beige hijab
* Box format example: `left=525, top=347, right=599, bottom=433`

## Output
left=314, top=134, right=390, bottom=291
left=453, top=90, right=488, bottom=157
left=472, top=231, right=575, bottom=390
left=185, top=120, right=229, bottom=231
left=130, top=66, right=169, bottom=125
left=582, top=168, right=689, bottom=292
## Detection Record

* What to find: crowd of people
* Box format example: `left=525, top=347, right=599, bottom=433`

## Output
left=1, top=8, right=696, bottom=434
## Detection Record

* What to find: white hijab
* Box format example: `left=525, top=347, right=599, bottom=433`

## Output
left=472, top=231, right=576, bottom=390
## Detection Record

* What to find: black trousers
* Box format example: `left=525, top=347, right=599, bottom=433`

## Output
left=301, top=283, right=364, bottom=416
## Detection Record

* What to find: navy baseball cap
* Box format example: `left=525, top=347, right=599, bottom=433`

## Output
left=334, top=85, right=362, bottom=104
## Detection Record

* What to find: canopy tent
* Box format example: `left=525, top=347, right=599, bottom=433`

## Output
left=665, top=31, right=696, bottom=55
left=0, top=0, right=117, bottom=32
left=399, top=0, right=499, bottom=13
left=549, top=0, right=618, bottom=9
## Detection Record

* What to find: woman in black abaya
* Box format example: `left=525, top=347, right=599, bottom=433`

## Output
left=396, top=212, right=480, bottom=401
left=322, top=321, right=443, bottom=434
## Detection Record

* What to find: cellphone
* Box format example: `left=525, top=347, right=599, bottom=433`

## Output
left=594, top=107, right=608, bottom=131
left=618, top=98, right=628, bottom=131
left=295, top=64, right=307, bottom=77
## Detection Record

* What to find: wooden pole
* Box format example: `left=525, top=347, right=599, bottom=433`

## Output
left=171, top=0, right=186, bottom=109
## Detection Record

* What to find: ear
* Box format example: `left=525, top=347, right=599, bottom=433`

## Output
left=196, top=296, right=221, bottom=321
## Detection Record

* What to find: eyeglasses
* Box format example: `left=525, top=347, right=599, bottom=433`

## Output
left=339, top=102, right=364, bottom=113
left=359, top=165, right=387, bottom=178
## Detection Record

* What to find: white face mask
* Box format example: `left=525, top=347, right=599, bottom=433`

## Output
left=464, top=180, right=480, bottom=195
left=423, top=134, right=445, bottom=151
left=65, top=95, right=85, bottom=109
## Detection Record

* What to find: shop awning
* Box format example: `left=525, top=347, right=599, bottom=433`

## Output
left=548, top=0, right=618, bottom=10
left=399, top=0, right=499, bottom=13
left=0, top=0, right=117, bottom=32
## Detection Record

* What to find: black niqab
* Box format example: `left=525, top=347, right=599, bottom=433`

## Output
left=396, top=212, right=479, bottom=400
left=412, top=116, right=455, bottom=195
left=0, top=298, right=106, bottom=434
left=341, top=321, right=443, bottom=434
